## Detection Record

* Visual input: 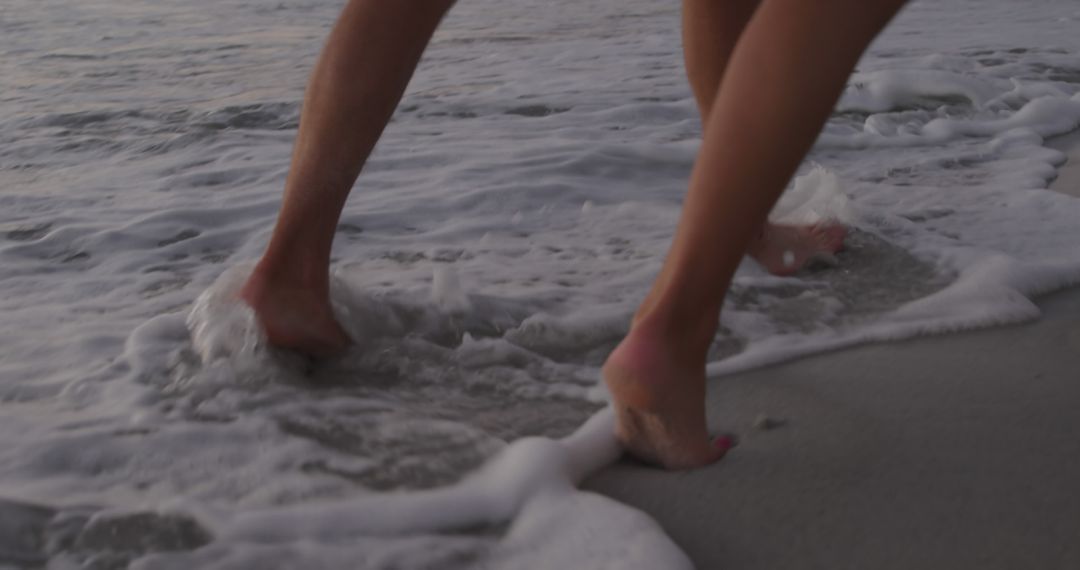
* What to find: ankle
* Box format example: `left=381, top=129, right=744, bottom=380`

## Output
left=245, top=255, right=330, bottom=299
left=625, top=306, right=718, bottom=364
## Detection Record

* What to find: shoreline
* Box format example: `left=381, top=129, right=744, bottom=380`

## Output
left=1048, top=128, right=1080, bottom=197
left=586, top=286, right=1080, bottom=569
left=585, top=133, right=1080, bottom=569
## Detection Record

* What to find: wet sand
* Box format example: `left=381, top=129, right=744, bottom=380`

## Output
left=585, top=136, right=1080, bottom=569
left=1049, top=129, right=1080, bottom=198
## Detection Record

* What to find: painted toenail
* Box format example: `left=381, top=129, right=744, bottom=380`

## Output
left=714, top=435, right=737, bottom=450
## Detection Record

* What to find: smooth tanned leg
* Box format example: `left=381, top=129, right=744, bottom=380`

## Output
left=681, top=0, right=760, bottom=122
left=605, top=0, right=909, bottom=469
left=683, top=0, right=848, bottom=277
left=241, top=0, right=455, bottom=356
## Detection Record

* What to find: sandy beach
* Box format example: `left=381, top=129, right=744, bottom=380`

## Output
left=585, top=136, right=1080, bottom=569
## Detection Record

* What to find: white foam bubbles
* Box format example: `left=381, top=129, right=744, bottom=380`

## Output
left=432, top=265, right=473, bottom=313
left=6, top=0, right=1080, bottom=567
left=771, top=165, right=859, bottom=226
left=186, top=264, right=265, bottom=364
left=146, top=409, right=690, bottom=570
left=839, top=69, right=1004, bottom=114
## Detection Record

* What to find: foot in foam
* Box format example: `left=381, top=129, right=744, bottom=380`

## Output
left=602, top=330, right=732, bottom=470
left=239, top=267, right=351, bottom=358
left=749, top=222, right=847, bottom=276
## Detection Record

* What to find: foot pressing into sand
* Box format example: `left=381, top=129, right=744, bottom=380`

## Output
left=240, top=266, right=351, bottom=357
left=603, top=326, right=734, bottom=469
left=749, top=222, right=847, bottom=276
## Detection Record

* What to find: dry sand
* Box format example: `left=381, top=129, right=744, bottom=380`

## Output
left=585, top=135, right=1080, bottom=569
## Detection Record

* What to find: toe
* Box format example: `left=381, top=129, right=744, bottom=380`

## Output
left=814, top=224, right=848, bottom=252
left=667, top=437, right=731, bottom=469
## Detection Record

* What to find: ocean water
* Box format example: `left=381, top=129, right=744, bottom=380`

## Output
left=2, top=0, right=1080, bottom=567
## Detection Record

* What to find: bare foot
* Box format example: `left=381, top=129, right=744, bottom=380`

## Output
left=602, top=330, right=733, bottom=469
left=749, top=222, right=847, bottom=277
left=239, top=266, right=351, bottom=357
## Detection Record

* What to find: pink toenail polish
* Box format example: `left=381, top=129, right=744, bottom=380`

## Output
left=714, top=435, right=736, bottom=450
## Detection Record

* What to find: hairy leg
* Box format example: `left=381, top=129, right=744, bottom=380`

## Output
left=241, top=0, right=455, bottom=355
left=606, top=0, right=908, bottom=469
left=683, top=0, right=847, bottom=277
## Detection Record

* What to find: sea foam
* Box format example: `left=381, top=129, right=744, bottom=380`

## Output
left=3, top=0, right=1080, bottom=567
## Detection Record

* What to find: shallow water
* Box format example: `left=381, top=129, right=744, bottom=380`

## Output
left=3, top=0, right=1080, bottom=567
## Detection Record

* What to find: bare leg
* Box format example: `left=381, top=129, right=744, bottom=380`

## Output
left=683, top=0, right=848, bottom=277
left=240, top=0, right=455, bottom=356
left=605, top=0, right=908, bottom=469
left=681, top=0, right=759, bottom=121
